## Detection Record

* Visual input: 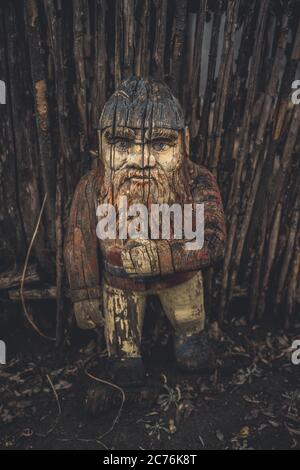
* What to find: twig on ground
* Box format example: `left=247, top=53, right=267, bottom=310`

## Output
left=36, top=372, right=62, bottom=438
left=83, top=362, right=126, bottom=443
left=46, top=373, right=62, bottom=416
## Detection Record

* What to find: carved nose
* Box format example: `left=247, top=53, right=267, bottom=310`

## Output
left=128, top=153, right=156, bottom=169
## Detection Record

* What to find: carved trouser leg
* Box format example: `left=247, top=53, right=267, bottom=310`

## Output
left=159, top=272, right=205, bottom=335
left=103, top=271, right=205, bottom=358
left=159, top=271, right=212, bottom=371
left=103, top=283, right=146, bottom=358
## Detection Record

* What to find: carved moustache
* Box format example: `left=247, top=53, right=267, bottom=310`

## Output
left=111, top=168, right=162, bottom=190
left=104, top=166, right=187, bottom=207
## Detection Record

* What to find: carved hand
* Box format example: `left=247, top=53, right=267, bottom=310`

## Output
left=121, top=239, right=160, bottom=277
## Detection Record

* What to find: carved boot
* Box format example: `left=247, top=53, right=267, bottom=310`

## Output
left=174, top=330, right=215, bottom=372
left=85, top=357, right=156, bottom=415
left=108, top=356, right=146, bottom=387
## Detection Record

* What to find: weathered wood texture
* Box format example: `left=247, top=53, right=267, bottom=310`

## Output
left=0, top=0, right=299, bottom=327
left=0, top=264, right=40, bottom=290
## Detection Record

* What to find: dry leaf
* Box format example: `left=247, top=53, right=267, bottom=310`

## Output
left=216, top=430, right=224, bottom=442
left=238, top=426, right=250, bottom=439
left=169, top=419, right=177, bottom=434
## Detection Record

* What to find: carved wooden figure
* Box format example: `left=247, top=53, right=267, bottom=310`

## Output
left=65, top=78, right=226, bottom=391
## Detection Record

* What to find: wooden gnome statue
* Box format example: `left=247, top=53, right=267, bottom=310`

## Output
left=64, top=77, right=226, bottom=398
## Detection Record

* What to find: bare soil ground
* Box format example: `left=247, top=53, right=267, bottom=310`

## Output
left=0, top=307, right=300, bottom=450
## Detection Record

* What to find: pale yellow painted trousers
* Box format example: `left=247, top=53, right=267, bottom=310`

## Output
left=103, top=271, right=206, bottom=358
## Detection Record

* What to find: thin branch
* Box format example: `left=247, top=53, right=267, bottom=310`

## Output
left=20, top=193, right=56, bottom=342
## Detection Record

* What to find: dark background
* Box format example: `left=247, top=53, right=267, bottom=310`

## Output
left=0, top=0, right=299, bottom=336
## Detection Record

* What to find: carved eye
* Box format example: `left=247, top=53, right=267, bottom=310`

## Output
left=152, top=141, right=171, bottom=152
left=115, top=139, right=132, bottom=151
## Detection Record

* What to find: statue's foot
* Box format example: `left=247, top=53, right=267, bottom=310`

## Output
left=85, top=381, right=158, bottom=416
left=85, top=383, right=120, bottom=415
left=84, top=356, right=151, bottom=416
left=174, top=330, right=216, bottom=372
left=108, top=356, right=146, bottom=388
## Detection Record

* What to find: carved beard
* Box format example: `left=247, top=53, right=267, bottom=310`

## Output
left=100, top=164, right=192, bottom=248
left=102, top=166, right=190, bottom=209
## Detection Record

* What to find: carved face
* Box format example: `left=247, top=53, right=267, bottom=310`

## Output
left=98, top=77, right=192, bottom=210
left=100, top=126, right=188, bottom=207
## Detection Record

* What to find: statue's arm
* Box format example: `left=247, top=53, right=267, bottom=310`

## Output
left=161, top=165, right=226, bottom=273
left=64, top=169, right=104, bottom=329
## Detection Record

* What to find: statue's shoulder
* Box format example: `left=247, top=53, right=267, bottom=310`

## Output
left=75, top=166, right=103, bottom=195
left=187, top=160, right=217, bottom=190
